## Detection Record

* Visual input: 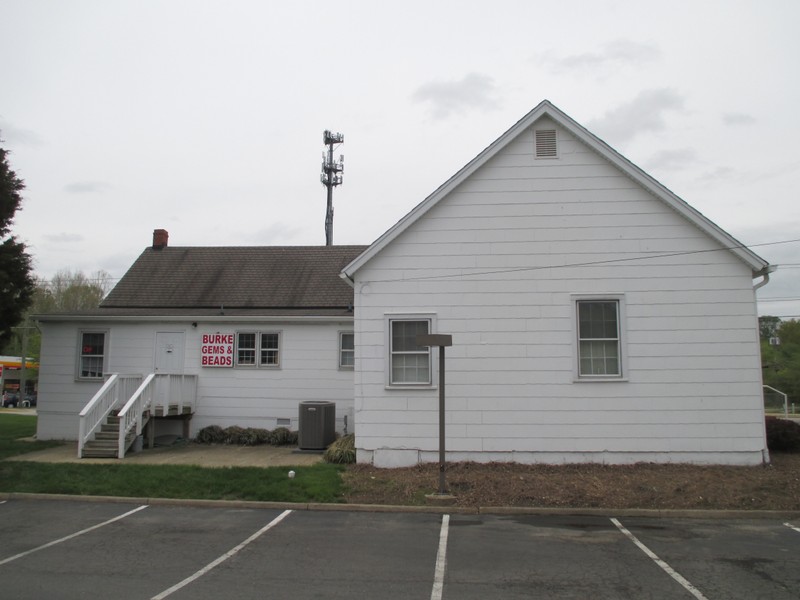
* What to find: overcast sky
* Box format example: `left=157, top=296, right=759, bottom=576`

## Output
left=2, top=0, right=798, bottom=318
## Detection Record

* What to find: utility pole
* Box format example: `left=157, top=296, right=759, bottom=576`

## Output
left=12, top=325, right=35, bottom=403
left=320, top=130, right=344, bottom=246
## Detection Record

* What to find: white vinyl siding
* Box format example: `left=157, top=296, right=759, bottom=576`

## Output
left=351, top=117, right=766, bottom=467
left=37, top=319, right=355, bottom=441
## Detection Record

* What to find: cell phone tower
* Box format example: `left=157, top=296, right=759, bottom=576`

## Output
left=320, top=130, right=344, bottom=246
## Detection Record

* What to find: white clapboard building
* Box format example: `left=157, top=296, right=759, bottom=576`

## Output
left=341, top=100, right=772, bottom=467
left=36, top=101, right=772, bottom=465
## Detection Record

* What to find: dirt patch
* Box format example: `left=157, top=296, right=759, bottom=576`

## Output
left=342, top=453, right=800, bottom=511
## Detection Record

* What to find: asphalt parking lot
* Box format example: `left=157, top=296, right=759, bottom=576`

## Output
left=0, top=498, right=798, bottom=599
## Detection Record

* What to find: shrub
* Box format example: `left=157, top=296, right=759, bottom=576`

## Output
left=269, top=427, right=298, bottom=446
left=324, top=433, right=355, bottom=464
left=238, top=427, right=270, bottom=445
left=251, top=428, right=272, bottom=445
left=194, top=425, right=225, bottom=444
left=223, top=426, right=247, bottom=445
left=195, top=424, right=298, bottom=446
left=765, top=416, right=800, bottom=452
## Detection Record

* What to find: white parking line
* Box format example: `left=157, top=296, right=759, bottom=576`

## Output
left=0, top=504, right=148, bottom=566
left=611, top=517, right=708, bottom=600
left=784, top=522, right=800, bottom=534
left=151, top=509, right=293, bottom=600
left=430, top=514, right=450, bottom=600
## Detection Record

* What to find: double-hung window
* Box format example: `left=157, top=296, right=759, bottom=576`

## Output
left=78, top=331, right=107, bottom=379
left=389, top=319, right=431, bottom=385
left=576, top=299, right=624, bottom=378
left=236, top=332, right=280, bottom=367
left=339, top=332, right=354, bottom=369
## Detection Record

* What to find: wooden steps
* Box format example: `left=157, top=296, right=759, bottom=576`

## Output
left=80, top=413, right=136, bottom=459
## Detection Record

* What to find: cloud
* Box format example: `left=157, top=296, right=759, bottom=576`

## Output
left=240, top=223, right=303, bottom=245
left=63, top=181, right=112, bottom=194
left=43, top=232, right=84, bottom=243
left=723, top=113, right=756, bottom=126
left=0, top=119, right=44, bottom=146
left=695, top=166, right=737, bottom=185
left=543, top=39, right=660, bottom=72
left=749, top=160, right=800, bottom=183
left=643, top=148, right=698, bottom=172
left=588, top=89, right=685, bottom=143
left=412, top=73, right=499, bottom=119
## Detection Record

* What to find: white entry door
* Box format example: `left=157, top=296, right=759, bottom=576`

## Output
left=155, top=332, right=185, bottom=374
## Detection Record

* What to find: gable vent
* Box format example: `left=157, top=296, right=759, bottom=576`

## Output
left=535, top=129, right=558, bottom=158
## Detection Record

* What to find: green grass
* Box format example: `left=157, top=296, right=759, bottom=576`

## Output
left=0, top=414, right=64, bottom=460
left=0, top=462, right=345, bottom=502
left=0, top=414, right=346, bottom=503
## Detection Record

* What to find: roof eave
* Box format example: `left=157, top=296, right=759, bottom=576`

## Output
left=33, top=314, right=354, bottom=323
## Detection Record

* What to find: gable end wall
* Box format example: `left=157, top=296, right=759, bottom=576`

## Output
left=352, top=121, right=766, bottom=467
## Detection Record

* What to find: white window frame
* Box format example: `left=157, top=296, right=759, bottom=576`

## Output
left=235, top=331, right=281, bottom=368
left=385, top=314, right=436, bottom=388
left=571, top=295, right=627, bottom=381
left=339, top=331, right=354, bottom=370
left=77, top=329, right=108, bottom=380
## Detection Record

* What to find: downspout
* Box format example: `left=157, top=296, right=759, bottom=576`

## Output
left=753, top=265, right=776, bottom=291
left=753, top=264, right=777, bottom=465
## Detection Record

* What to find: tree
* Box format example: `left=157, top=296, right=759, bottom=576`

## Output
left=0, top=269, right=113, bottom=360
left=0, top=143, right=35, bottom=347
left=34, top=269, right=113, bottom=313
left=759, top=315, right=781, bottom=341
left=761, top=318, right=800, bottom=407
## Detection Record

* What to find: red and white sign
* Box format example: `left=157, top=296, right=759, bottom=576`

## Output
left=201, top=333, right=234, bottom=367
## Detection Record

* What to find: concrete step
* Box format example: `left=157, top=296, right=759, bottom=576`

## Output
left=81, top=449, right=118, bottom=459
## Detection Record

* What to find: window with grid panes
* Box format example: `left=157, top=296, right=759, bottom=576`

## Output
left=236, top=332, right=280, bottom=367
left=390, top=319, right=431, bottom=384
left=339, top=332, right=354, bottom=369
left=577, top=300, right=621, bottom=376
left=78, top=331, right=106, bottom=379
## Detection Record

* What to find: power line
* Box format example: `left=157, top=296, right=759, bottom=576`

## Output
left=365, top=237, right=800, bottom=283
left=30, top=236, right=800, bottom=287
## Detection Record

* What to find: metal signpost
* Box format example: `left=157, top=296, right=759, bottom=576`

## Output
left=416, top=333, right=453, bottom=495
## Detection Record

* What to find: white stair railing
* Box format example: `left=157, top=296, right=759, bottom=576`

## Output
left=115, top=373, right=198, bottom=458
left=763, top=385, right=789, bottom=418
left=116, top=374, right=156, bottom=459
left=77, top=374, right=143, bottom=458
left=154, top=374, right=198, bottom=416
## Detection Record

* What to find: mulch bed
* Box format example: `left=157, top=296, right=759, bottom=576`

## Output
left=342, top=453, right=800, bottom=510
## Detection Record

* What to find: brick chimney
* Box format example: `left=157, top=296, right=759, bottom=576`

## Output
left=152, top=229, right=169, bottom=250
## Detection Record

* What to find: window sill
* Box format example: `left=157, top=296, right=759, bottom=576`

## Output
left=573, top=376, right=628, bottom=383
left=385, top=384, right=438, bottom=391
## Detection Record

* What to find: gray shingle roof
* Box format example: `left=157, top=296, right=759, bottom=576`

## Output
left=98, top=245, right=367, bottom=317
